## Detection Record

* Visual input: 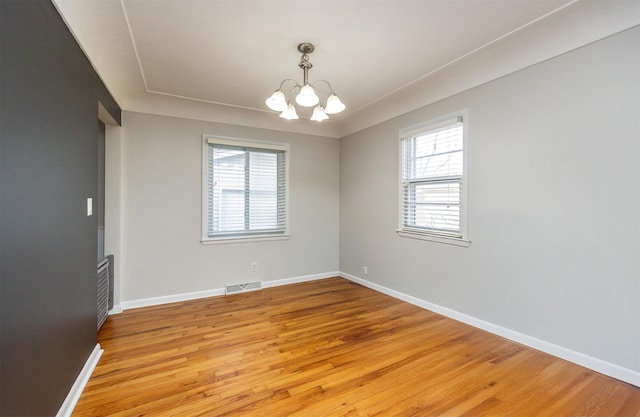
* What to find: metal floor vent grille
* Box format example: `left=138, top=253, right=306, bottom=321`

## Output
left=97, top=256, right=111, bottom=329
left=225, top=281, right=262, bottom=295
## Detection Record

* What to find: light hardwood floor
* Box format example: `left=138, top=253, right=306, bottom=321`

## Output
left=72, top=277, right=640, bottom=416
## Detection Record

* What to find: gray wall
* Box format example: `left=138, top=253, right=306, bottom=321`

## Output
left=0, top=1, right=121, bottom=415
left=115, top=111, right=340, bottom=304
left=340, top=27, right=640, bottom=373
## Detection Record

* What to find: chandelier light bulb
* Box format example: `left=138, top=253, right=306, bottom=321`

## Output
left=295, top=84, right=320, bottom=107
left=279, top=102, right=299, bottom=120
left=324, top=93, right=345, bottom=114
left=266, top=90, right=287, bottom=112
left=311, top=105, right=329, bottom=121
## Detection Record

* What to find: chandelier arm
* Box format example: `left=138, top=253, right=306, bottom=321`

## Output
left=287, top=84, right=302, bottom=102
left=314, top=79, right=335, bottom=94
left=278, top=78, right=299, bottom=90
left=276, top=79, right=302, bottom=103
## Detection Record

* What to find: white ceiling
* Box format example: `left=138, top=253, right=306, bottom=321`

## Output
left=53, top=0, right=640, bottom=138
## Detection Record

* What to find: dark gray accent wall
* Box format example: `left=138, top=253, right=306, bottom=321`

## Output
left=1, top=1, right=121, bottom=415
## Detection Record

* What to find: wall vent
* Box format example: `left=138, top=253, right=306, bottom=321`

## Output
left=97, top=255, right=113, bottom=329
left=225, top=281, right=262, bottom=295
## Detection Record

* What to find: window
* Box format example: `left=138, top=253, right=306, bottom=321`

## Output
left=202, top=136, right=288, bottom=243
left=399, top=112, right=469, bottom=246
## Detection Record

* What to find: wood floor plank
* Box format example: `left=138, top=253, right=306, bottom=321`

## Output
left=72, top=278, right=640, bottom=416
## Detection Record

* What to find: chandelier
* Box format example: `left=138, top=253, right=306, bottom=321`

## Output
left=266, top=43, right=345, bottom=121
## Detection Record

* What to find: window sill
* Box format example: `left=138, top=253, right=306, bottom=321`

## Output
left=201, top=234, right=291, bottom=245
left=397, top=230, right=471, bottom=247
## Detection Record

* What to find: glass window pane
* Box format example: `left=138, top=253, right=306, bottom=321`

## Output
left=413, top=182, right=460, bottom=205
left=219, top=190, right=244, bottom=231
left=414, top=125, right=463, bottom=157
left=408, top=204, right=460, bottom=232
left=412, top=151, right=462, bottom=179
left=400, top=117, right=465, bottom=238
left=208, top=142, right=287, bottom=238
left=212, top=149, right=245, bottom=233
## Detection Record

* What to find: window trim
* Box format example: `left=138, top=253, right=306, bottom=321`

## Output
left=397, top=110, right=470, bottom=247
left=201, top=135, right=290, bottom=244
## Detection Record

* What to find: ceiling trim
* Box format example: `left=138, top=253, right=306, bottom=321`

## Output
left=53, top=0, right=640, bottom=139
left=120, top=0, right=148, bottom=93
left=338, top=0, right=640, bottom=137
left=346, top=0, right=580, bottom=118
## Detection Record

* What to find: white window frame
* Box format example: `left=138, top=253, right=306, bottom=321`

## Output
left=201, top=135, right=290, bottom=244
left=397, top=110, right=470, bottom=247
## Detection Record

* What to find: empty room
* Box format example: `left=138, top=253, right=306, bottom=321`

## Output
left=1, top=0, right=639, bottom=416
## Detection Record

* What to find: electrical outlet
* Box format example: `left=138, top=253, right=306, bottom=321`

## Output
left=251, top=262, right=258, bottom=272
left=363, top=266, right=368, bottom=275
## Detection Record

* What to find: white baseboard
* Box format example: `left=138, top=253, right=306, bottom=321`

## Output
left=56, top=343, right=103, bottom=417
left=340, top=272, right=640, bottom=388
left=262, top=271, right=340, bottom=288
left=121, top=272, right=339, bottom=311
left=121, top=287, right=225, bottom=310
left=108, top=304, right=123, bottom=315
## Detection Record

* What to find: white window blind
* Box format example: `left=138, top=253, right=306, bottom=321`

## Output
left=400, top=116, right=465, bottom=239
left=205, top=139, right=287, bottom=239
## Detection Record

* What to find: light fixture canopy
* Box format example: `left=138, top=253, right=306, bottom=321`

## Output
left=267, top=43, right=345, bottom=121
